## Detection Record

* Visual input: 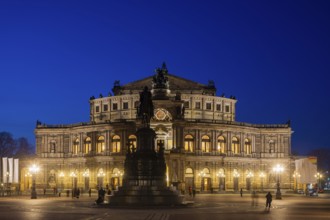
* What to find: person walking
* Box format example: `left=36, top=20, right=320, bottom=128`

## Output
left=240, top=188, right=243, bottom=197
left=265, top=192, right=272, bottom=210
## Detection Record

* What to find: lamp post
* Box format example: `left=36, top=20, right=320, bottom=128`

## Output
left=259, top=172, right=265, bottom=192
left=29, top=164, right=40, bottom=199
left=293, top=172, right=301, bottom=192
left=273, top=164, right=284, bottom=199
left=315, top=172, right=323, bottom=190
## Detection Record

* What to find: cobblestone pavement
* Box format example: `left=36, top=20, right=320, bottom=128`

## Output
left=0, top=193, right=329, bottom=220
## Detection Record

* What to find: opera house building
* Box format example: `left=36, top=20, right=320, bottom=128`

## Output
left=23, top=64, right=295, bottom=194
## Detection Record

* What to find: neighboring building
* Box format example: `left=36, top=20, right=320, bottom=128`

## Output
left=23, top=63, right=294, bottom=193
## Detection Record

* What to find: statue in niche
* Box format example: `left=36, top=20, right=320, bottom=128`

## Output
left=138, top=86, right=154, bottom=127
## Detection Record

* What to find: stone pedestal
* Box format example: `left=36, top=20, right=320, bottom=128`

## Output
left=108, top=127, right=183, bottom=206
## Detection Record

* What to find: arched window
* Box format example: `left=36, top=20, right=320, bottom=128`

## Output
left=128, top=135, right=137, bottom=152
left=244, top=138, right=252, bottom=154
left=217, top=136, right=226, bottom=153
left=112, top=135, right=121, bottom=153
left=201, top=135, right=210, bottom=152
left=84, top=137, right=91, bottom=154
left=232, top=137, right=240, bottom=154
left=73, top=138, right=79, bottom=155
left=184, top=135, right=194, bottom=152
left=97, top=136, right=105, bottom=153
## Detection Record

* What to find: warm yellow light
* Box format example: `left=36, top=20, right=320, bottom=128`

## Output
left=29, top=164, right=40, bottom=174
left=273, top=164, right=284, bottom=173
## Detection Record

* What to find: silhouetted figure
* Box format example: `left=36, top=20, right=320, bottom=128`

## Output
left=88, top=188, right=92, bottom=197
left=192, top=187, right=196, bottom=198
left=266, top=192, right=272, bottom=210
left=240, top=188, right=243, bottom=197
left=138, top=86, right=154, bottom=127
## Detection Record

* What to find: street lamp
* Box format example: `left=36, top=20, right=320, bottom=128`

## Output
left=293, top=171, right=301, bottom=192
left=259, top=172, right=265, bottom=192
left=273, top=164, right=284, bottom=199
left=315, top=172, right=323, bottom=190
left=29, top=164, right=40, bottom=199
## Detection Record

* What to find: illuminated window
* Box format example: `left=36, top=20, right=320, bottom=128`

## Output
left=244, top=138, right=252, bottom=154
left=128, top=135, right=137, bottom=152
left=217, top=136, right=226, bottom=153
left=184, top=135, right=194, bottom=152
left=201, top=135, right=210, bottom=152
left=84, top=137, right=91, bottom=154
left=73, top=138, right=79, bottom=155
left=97, top=136, right=105, bottom=153
left=112, top=135, right=121, bottom=153
left=232, top=137, right=240, bottom=154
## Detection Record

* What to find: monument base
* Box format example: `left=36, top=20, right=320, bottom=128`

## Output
left=107, top=186, right=184, bottom=206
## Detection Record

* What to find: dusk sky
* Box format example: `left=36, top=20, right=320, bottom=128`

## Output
left=0, top=0, right=329, bottom=155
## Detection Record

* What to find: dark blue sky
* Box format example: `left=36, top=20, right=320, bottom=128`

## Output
left=0, top=0, right=329, bottom=155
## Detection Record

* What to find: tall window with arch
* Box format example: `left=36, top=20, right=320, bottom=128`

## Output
left=128, top=135, right=137, bottom=152
left=84, top=137, right=91, bottom=154
left=97, top=136, right=105, bottom=153
left=184, top=134, right=194, bottom=152
left=217, top=136, right=226, bottom=154
left=231, top=137, right=240, bottom=154
left=201, top=135, right=210, bottom=152
left=73, top=138, right=79, bottom=155
left=244, top=138, right=252, bottom=155
left=112, top=135, right=121, bottom=153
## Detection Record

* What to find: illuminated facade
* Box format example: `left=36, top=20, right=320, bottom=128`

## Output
left=25, top=64, right=294, bottom=193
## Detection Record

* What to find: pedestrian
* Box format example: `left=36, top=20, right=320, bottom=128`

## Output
left=76, top=188, right=80, bottom=198
left=192, top=187, right=196, bottom=198
left=265, top=192, right=272, bottom=210
left=188, top=186, right=192, bottom=197
left=88, top=188, right=92, bottom=197
left=240, top=188, right=243, bottom=197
